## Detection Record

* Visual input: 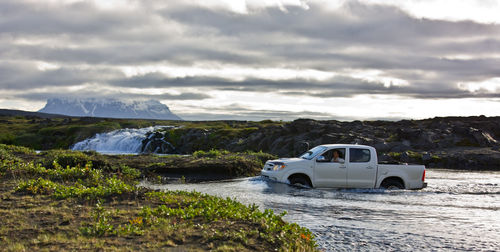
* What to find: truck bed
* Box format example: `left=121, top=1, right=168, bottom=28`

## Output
left=377, top=164, right=426, bottom=189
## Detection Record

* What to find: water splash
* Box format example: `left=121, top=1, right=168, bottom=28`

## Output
left=71, top=126, right=170, bottom=154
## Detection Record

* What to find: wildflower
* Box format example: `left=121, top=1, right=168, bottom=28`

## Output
left=300, top=233, right=310, bottom=241
left=129, top=217, right=143, bottom=225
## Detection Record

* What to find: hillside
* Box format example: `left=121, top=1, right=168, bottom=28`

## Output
left=1, top=109, right=499, bottom=170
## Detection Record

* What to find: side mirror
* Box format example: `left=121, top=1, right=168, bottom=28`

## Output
left=316, top=156, right=326, bottom=162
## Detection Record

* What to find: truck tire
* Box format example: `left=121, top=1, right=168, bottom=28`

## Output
left=289, top=176, right=311, bottom=188
left=381, top=178, right=404, bottom=190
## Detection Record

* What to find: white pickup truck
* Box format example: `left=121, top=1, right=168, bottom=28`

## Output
left=261, top=144, right=427, bottom=189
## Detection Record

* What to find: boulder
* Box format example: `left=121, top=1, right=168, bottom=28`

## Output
left=470, top=128, right=498, bottom=147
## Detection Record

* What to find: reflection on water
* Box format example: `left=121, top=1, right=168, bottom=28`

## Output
left=139, top=169, right=500, bottom=251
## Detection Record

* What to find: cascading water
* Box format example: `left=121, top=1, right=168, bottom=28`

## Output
left=71, top=126, right=171, bottom=154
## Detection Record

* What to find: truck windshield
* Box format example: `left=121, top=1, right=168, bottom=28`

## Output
left=299, top=146, right=327, bottom=160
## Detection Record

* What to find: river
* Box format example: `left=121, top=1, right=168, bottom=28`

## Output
left=139, top=169, right=500, bottom=251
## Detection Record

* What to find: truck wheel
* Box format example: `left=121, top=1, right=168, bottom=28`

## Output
left=381, top=179, right=404, bottom=190
left=289, top=176, right=311, bottom=188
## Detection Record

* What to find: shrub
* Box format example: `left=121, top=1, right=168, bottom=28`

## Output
left=79, top=201, right=115, bottom=237
left=2, top=144, right=36, bottom=155
left=38, top=149, right=111, bottom=171
left=388, top=152, right=402, bottom=160
left=16, top=176, right=135, bottom=200
left=193, top=149, right=230, bottom=158
left=40, top=149, right=90, bottom=169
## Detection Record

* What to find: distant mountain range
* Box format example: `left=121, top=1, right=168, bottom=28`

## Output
left=38, top=98, right=182, bottom=120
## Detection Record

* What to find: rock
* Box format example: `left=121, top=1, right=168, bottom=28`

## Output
left=321, top=133, right=341, bottom=144
left=422, top=153, right=432, bottom=162
left=470, top=128, right=498, bottom=147
left=400, top=152, right=410, bottom=163
left=133, top=117, right=500, bottom=170
left=287, top=119, right=321, bottom=133
left=378, top=153, right=393, bottom=162
left=293, top=141, right=311, bottom=156
left=373, top=142, right=391, bottom=152
left=390, top=143, right=411, bottom=152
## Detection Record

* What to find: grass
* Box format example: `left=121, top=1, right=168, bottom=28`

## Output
left=0, top=144, right=316, bottom=251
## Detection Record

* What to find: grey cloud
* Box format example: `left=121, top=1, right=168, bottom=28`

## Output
left=0, top=62, right=123, bottom=89
left=14, top=91, right=210, bottom=102
left=178, top=103, right=408, bottom=121
left=2, top=0, right=499, bottom=72
left=178, top=104, right=339, bottom=121
left=0, top=1, right=146, bottom=36
left=1, top=0, right=500, bottom=116
left=0, top=40, right=263, bottom=66
left=165, top=2, right=500, bottom=48
left=111, top=74, right=498, bottom=99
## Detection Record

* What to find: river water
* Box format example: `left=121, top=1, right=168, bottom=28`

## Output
left=140, top=169, right=500, bottom=251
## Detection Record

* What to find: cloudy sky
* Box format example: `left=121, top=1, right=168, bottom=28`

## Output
left=1, top=0, right=500, bottom=121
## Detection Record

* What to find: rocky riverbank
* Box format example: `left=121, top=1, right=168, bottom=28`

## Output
left=143, top=116, right=500, bottom=170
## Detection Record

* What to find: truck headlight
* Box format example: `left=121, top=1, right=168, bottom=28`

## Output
left=273, top=164, right=286, bottom=171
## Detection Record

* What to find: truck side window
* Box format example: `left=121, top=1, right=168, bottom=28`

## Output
left=317, top=149, right=345, bottom=163
left=349, top=148, right=371, bottom=163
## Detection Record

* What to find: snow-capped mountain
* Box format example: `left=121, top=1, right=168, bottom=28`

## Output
left=39, top=98, right=182, bottom=120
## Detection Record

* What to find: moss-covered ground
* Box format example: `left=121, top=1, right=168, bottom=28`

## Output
left=0, top=144, right=316, bottom=251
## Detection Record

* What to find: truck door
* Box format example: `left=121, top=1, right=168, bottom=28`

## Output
left=346, top=148, right=377, bottom=188
left=314, top=148, right=347, bottom=187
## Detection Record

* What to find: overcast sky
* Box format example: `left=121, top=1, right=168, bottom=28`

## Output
left=1, top=0, right=500, bottom=121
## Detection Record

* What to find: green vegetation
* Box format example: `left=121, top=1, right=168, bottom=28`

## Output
left=0, top=144, right=316, bottom=251
left=158, top=120, right=282, bottom=151
left=193, top=149, right=231, bottom=158
left=145, top=150, right=277, bottom=178
left=388, top=151, right=442, bottom=164
left=407, top=151, right=423, bottom=162
left=0, top=115, right=159, bottom=149
left=386, top=134, right=399, bottom=142
left=17, top=177, right=135, bottom=200
left=0, top=143, right=276, bottom=181
left=0, top=114, right=284, bottom=151
left=388, top=151, right=423, bottom=161
left=387, top=152, right=402, bottom=160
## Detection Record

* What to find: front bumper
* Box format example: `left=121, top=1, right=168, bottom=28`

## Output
left=261, top=169, right=286, bottom=183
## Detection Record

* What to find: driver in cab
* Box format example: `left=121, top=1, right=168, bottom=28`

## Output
left=331, top=149, right=344, bottom=163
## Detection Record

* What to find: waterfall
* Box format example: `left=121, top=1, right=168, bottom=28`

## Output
left=71, top=126, right=170, bottom=154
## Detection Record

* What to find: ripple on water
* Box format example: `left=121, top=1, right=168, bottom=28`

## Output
left=140, top=169, right=500, bottom=251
